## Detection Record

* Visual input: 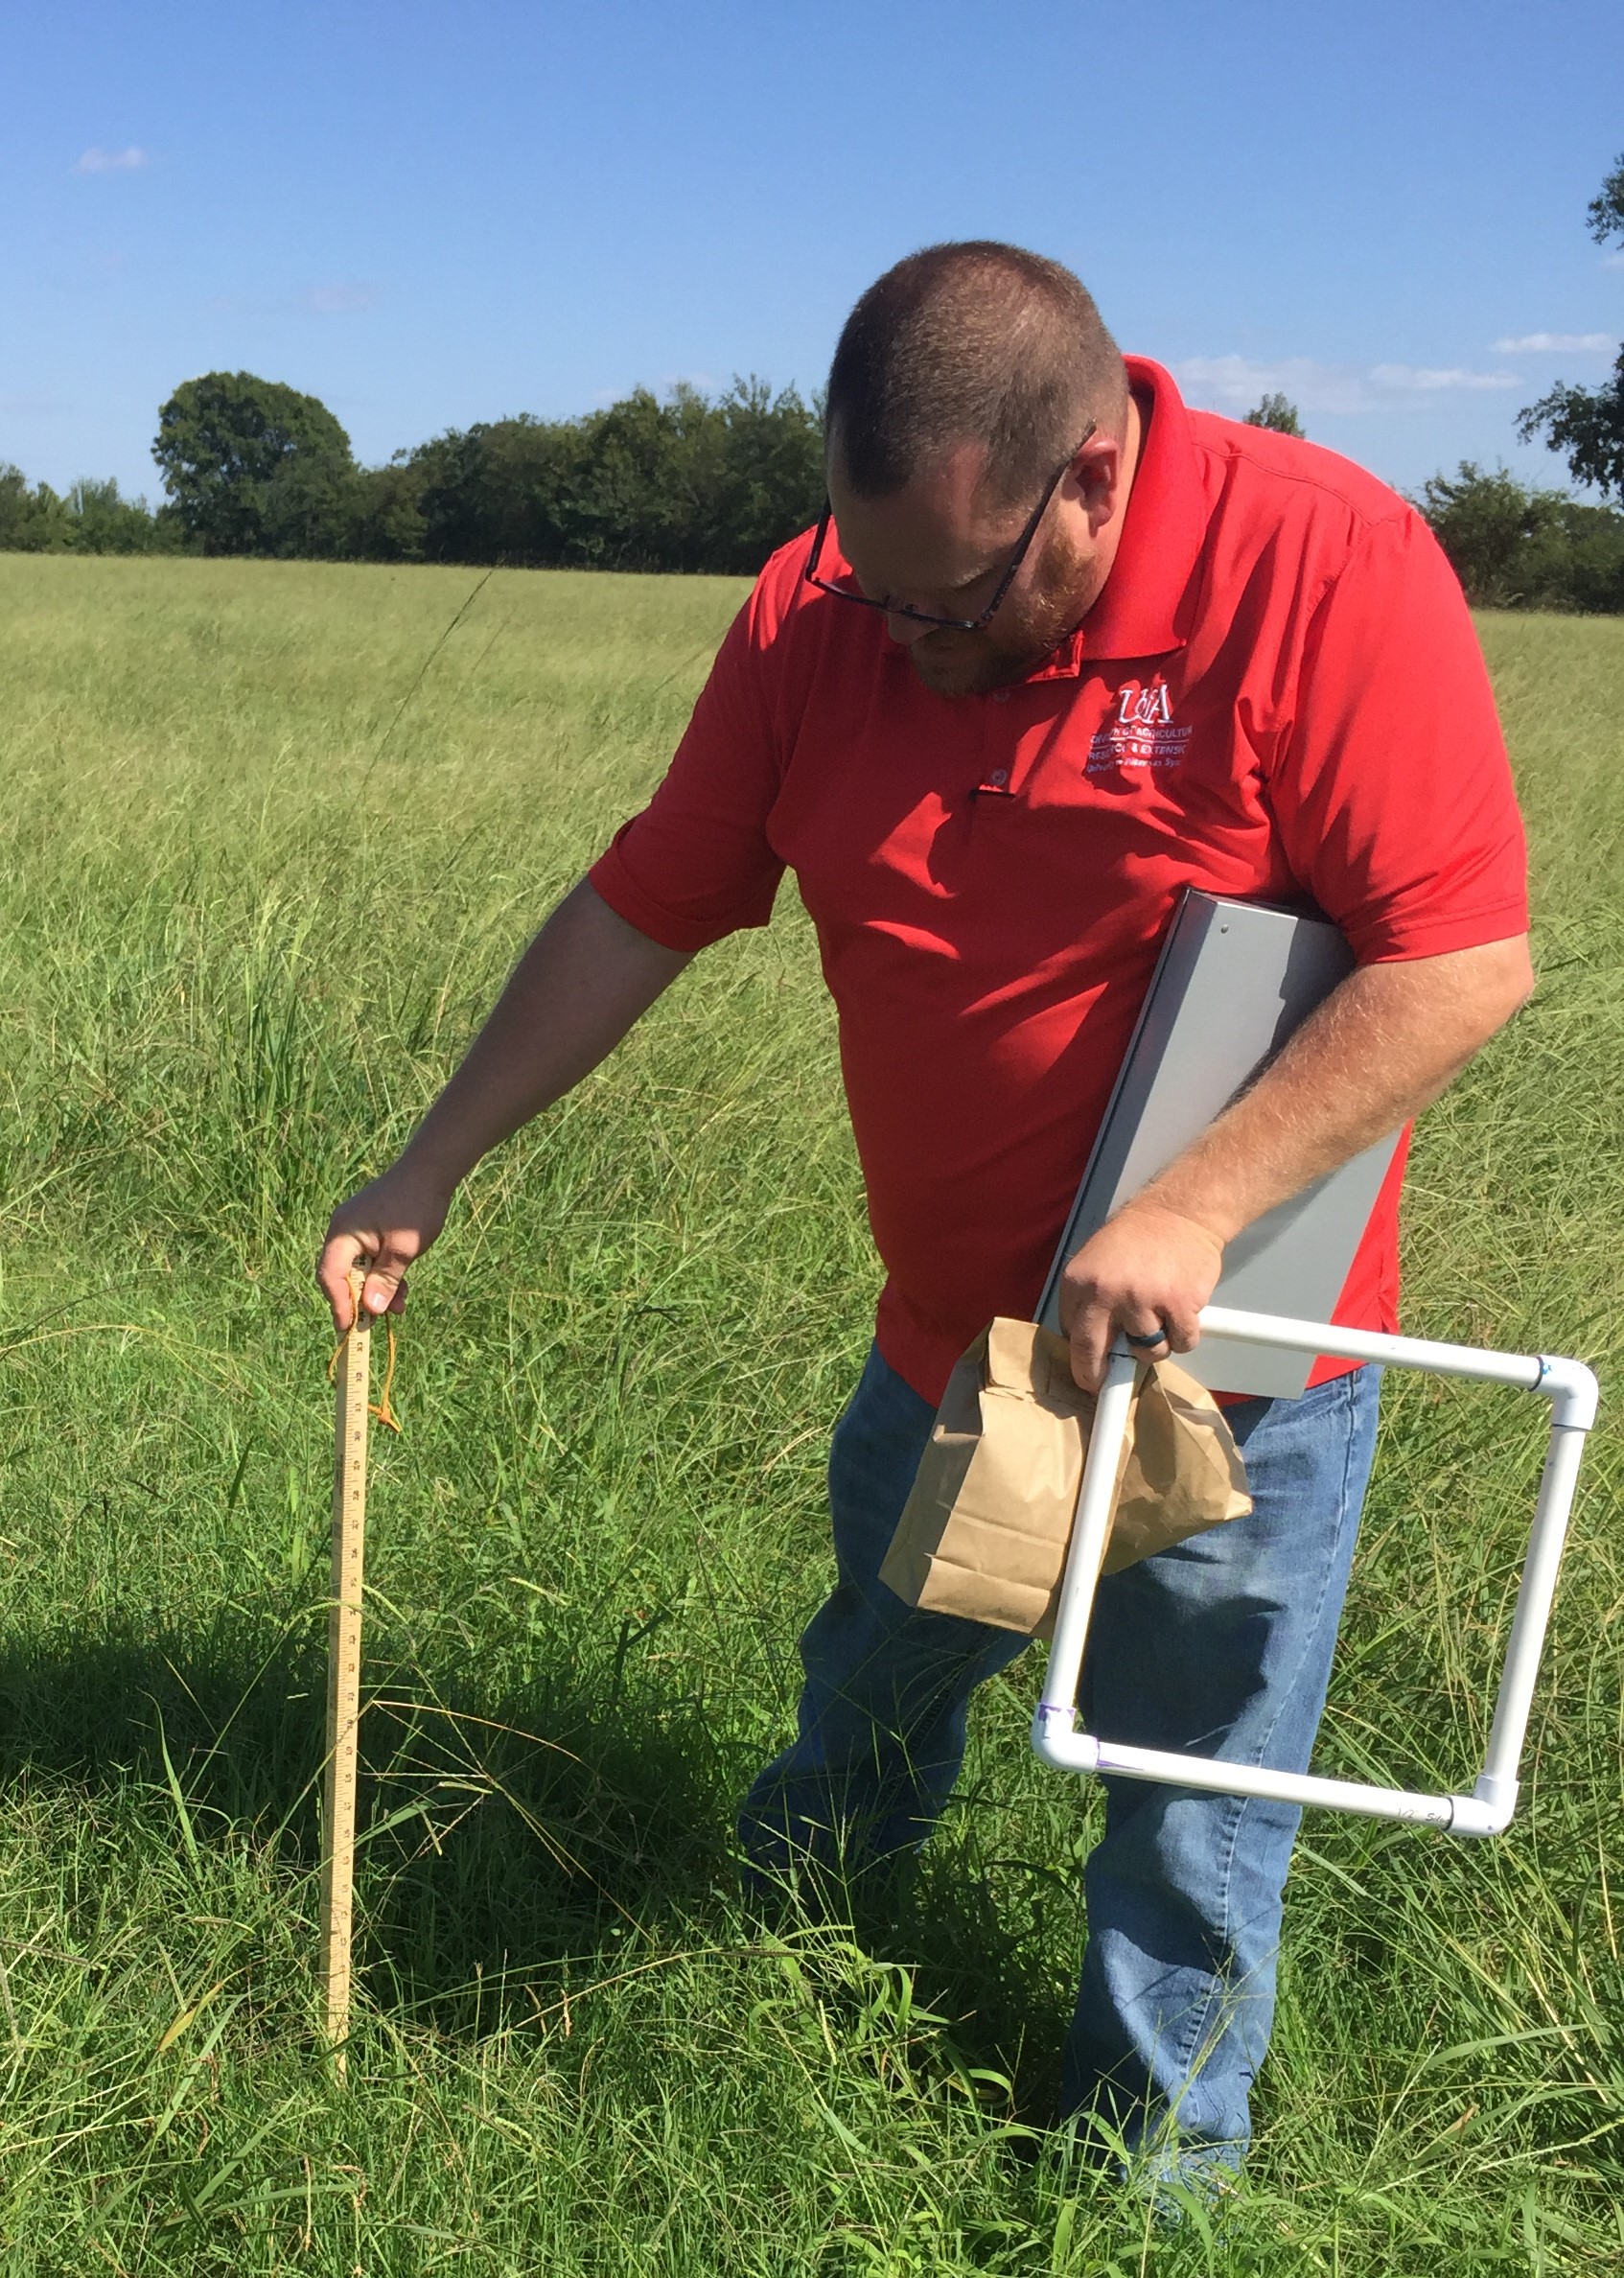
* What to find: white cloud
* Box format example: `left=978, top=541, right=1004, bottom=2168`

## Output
left=1492, top=331, right=1613, bottom=354
left=74, top=146, right=148, bottom=174
left=302, top=281, right=382, bottom=314
left=1173, top=354, right=1521, bottom=419
left=1603, top=251, right=1624, bottom=271
left=1369, top=362, right=1523, bottom=391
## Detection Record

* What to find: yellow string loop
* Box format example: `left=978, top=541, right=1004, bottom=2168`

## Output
left=326, top=1305, right=404, bottom=1433
left=370, top=1315, right=402, bottom=1433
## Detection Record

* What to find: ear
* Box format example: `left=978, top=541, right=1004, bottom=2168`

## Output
left=1069, top=424, right=1129, bottom=530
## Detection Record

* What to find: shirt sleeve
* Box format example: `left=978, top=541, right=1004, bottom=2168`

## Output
left=1265, top=506, right=1529, bottom=964
left=588, top=573, right=792, bottom=954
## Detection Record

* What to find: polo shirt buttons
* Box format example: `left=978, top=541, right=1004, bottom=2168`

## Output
left=991, top=689, right=1010, bottom=703
left=988, top=768, right=1009, bottom=786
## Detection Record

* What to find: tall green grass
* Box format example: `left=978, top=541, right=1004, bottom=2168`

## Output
left=0, top=554, right=1619, bottom=2273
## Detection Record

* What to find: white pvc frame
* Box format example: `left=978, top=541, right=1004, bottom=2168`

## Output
left=1031, top=1305, right=1599, bottom=1837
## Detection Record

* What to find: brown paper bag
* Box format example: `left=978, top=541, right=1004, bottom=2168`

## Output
left=879, top=1318, right=1252, bottom=1639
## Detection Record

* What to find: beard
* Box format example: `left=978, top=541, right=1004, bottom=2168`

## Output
left=900, top=521, right=1102, bottom=698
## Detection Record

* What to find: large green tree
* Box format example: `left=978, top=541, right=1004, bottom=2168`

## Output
left=151, top=372, right=356, bottom=554
left=1517, top=152, right=1624, bottom=500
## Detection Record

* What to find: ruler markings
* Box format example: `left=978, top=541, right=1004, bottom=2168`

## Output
left=318, top=1269, right=371, bottom=2063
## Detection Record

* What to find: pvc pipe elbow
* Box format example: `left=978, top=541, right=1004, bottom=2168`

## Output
left=1447, top=1773, right=1520, bottom=1839
left=1537, top=1356, right=1600, bottom=1431
left=1031, top=1704, right=1101, bottom=1776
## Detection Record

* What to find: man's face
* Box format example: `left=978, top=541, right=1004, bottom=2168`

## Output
left=825, top=424, right=1132, bottom=699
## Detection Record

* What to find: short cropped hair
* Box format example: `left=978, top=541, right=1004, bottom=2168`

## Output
left=825, top=242, right=1127, bottom=508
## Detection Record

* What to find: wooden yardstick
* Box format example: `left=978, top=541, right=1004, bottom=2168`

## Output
left=319, top=1267, right=371, bottom=2059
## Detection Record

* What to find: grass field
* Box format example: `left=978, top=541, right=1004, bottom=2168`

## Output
left=0, top=551, right=1620, bottom=2275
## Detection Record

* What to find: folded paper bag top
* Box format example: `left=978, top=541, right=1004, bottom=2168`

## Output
left=879, top=1318, right=1252, bottom=1639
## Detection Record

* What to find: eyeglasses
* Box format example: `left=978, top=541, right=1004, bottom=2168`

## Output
left=801, top=424, right=1097, bottom=634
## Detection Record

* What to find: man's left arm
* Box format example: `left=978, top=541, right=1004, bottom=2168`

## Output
left=1059, top=933, right=1534, bottom=1390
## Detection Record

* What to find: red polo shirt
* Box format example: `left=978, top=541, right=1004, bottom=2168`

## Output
left=590, top=360, right=1529, bottom=1405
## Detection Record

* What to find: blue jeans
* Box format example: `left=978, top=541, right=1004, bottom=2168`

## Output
left=738, top=1342, right=1380, bottom=2170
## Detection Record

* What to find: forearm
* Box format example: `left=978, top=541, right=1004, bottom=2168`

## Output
left=1056, top=934, right=1534, bottom=1387
left=1136, top=935, right=1536, bottom=1244
left=401, top=878, right=692, bottom=1187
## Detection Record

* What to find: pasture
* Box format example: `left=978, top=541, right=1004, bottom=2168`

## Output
left=0, top=552, right=1619, bottom=2274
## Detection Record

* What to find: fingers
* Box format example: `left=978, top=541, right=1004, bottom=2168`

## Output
left=316, top=1231, right=368, bottom=1332
left=317, top=1166, right=452, bottom=1334
left=315, top=1225, right=413, bottom=1333
left=358, top=1240, right=413, bottom=1325
left=1056, top=1205, right=1224, bottom=1393
left=1068, top=1305, right=1195, bottom=1394
left=1066, top=1309, right=1170, bottom=1392
left=1067, top=1304, right=1113, bottom=1396
left=1064, top=1281, right=1141, bottom=1393
left=1151, top=1295, right=1204, bottom=1354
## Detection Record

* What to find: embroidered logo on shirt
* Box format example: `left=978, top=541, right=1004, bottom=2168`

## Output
left=1086, top=676, right=1192, bottom=772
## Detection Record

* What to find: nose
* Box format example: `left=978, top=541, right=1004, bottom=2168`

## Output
left=884, top=609, right=938, bottom=647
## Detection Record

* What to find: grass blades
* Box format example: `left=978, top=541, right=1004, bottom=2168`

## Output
left=0, top=556, right=1618, bottom=2270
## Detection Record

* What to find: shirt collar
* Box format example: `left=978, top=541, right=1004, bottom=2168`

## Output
left=1005, top=355, right=1208, bottom=683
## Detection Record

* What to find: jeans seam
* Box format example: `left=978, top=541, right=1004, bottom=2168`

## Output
left=1164, top=1367, right=1364, bottom=2111
left=1250, top=1368, right=1361, bottom=1771
left=1168, top=1786, right=1246, bottom=2105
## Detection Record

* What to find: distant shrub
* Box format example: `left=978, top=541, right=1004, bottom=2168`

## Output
left=0, top=466, right=171, bottom=555
left=1415, top=461, right=1624, bottom=613
left=63, top=477, right=177, bottom=555
left=1517, top=152, right=1624, bottom=501
left=0, top=372, right=827, bottom=573
left=347, top=460, right=428, bottom=563
left=0, top=464, right=65, bottom=550
left=1242, top=392, right=1305, bottom=436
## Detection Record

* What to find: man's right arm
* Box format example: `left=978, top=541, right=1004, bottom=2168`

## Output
left=316, top=879, right=692, bottom=1329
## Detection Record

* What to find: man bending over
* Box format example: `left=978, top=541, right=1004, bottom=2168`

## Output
left=320, top=243, right=1531, bottom=2191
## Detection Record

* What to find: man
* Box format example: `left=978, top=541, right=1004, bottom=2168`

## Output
left=318, top=244, right=1531, bottom=2188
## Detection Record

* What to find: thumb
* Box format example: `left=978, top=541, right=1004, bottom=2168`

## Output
left=359, top=1235, right=417, bottom=1322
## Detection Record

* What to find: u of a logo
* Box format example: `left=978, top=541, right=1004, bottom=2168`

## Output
left=1116, top=677, right=1172, bottom=729
left=1086, top=672, right=1191, bottom=772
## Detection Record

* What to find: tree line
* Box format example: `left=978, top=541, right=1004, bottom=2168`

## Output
left=4, top=152, right=1621, bottom=601
left=0, top=372, right=826, bottom=578
left=5, top=367, right=1621, bottom=607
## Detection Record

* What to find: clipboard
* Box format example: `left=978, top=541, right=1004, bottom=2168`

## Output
left=1034, top=890, right=1403, bottom=1399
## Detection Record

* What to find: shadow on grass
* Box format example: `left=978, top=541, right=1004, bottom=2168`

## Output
left=821, top=1843, right=1075, bottom=2125
left=0, top=1606, right=1072, bottom=2106
left=0, top=1613, right=1075, bottom=2123
left=0, top=1607, right=731, bottom=1996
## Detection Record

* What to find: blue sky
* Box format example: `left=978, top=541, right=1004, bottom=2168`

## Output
left=5, top=0, right=1622, bottom=506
